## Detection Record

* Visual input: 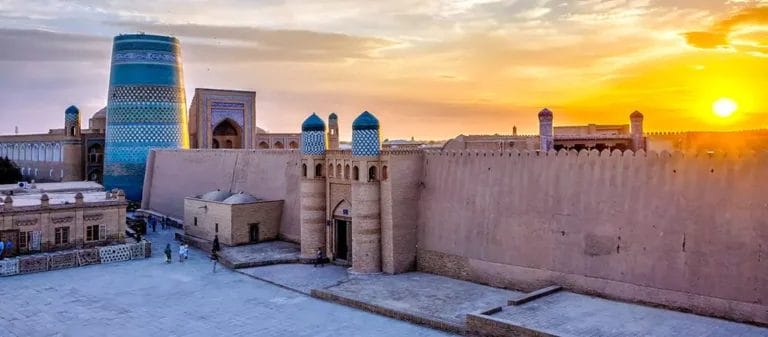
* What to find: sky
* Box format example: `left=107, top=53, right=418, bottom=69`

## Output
left=0, top=0, right=767, bottom=140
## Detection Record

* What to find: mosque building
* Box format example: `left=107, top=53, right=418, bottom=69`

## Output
left=187, top=88, right=300, bottom=150
left=0, top=106, right=106, bottom=183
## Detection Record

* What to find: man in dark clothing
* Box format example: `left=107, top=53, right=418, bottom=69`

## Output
left=211, top=235, right=221, bottom=273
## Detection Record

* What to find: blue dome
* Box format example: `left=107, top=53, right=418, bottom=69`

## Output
left=65, top=105, right=80, bottom=115
left=352, top=111, right=379, bottom=130
left=301, top=113, right=326, bottom=132
left=329, top=112, right=338, bottom=120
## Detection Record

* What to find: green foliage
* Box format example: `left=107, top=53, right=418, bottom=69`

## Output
left=0, top=156, right=22, bottom=184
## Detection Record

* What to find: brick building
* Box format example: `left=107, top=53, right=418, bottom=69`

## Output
left=0, top=106, right=106, bottom=183
left=183, top=190, right=282, bottom=246
left=0, top=188, right=127, bottom=256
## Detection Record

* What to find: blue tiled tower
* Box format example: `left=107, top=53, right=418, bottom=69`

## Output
left=64, top=105, right=81, bottom=136
left=300, top=113, right=326, bottom=155
left=351, top=111, right=380, bottom=156
left=350, top=110, right=382, bottom=274
left=103, top=34, right=189, bottom=201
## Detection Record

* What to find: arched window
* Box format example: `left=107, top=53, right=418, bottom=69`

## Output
left=45, top=144, right=52, bottom=161
left=336, top=164, right=342, bottom=178
left=53, top=144, right=61, bottom=162
left=225, top=139, right=234, bottom=148
left=344, top=164, right=350, bottom=179
left=315, top=164, right=323, bottom=177
left=368, top=166, right=377, bottom=181
left=274, top=141, right=284, bottom=149
left=88, top=144, right=103, bottom=164
left=353, top=166, right=359, bottom=181
left=212, top=139, right=220, bottom=149
left=302, top=163, right=307, bottom=177
left=289, top=141, right=298, bottom=149
left=382, top=165, right=388, bottom=180
left=258, top=141, right=270, bottom=149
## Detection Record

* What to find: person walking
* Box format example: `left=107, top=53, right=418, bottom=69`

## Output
left=0, top=239, right=4, bottom=260
left=211, top=235, right=221, bottom=273
left=183, top=243, right=189, bottom=260
left=164, top=243, right=172, bottom=264
left=178, top=243, right=187, bottom=263
left=314, top=247, right=324, bottom=268
left=5, top=240, right=13, bottom=258
left=151, top=218, right=156, bottom=232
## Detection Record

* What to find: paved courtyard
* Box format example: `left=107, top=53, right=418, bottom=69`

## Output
left=0, top=230, right=454, bottom=337
left=489, top=291, right=768, bottom=337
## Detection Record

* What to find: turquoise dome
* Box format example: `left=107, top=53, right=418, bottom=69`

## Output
left=65, top=105, right=80, bottom=115
left=329, top=112, right=338, bottom=120
left=301, top=113, right=325, bottom=132
left=352, top=111, right=379, bottom=130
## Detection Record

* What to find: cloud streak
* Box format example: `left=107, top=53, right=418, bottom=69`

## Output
left=683, top=5, right=768, bottom=49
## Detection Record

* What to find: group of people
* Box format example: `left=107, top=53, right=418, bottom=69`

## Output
left=163, top=242, right=190, bottom=263
left=161, top=235, right=221, bottom=273
left=0, top=239, right=14, bottom=260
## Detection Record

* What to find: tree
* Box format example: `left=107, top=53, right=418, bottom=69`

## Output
left=0, top=156, right=23, bottom=184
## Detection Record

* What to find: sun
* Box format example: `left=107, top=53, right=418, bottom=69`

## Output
left=713, top=98, right=737, bottom=118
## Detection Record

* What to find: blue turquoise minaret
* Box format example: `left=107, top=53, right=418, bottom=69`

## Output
left=352, top=111, right=380, bottom=156
left=103, top=34, right=189, bottom=201
left=299, top=113, right=328, bottom=262
left=350, top=110, right=382, bottom=274
left=64, top=105, right=81, bottom=137
left=301, top=113, right=326, bottom=155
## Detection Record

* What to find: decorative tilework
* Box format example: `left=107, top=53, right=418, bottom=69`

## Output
left=112, top=51, right=178, bottom=65
left=352, top=129, right=380, bottom=156
left=103, top=34, right=188, bottom=201
left=211, top=102, right=245, bottom=128
left=109, top=86, right=185, bottom=103
left=301, top=130, right=326, bottom=155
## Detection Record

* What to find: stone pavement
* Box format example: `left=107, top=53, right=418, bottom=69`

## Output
left=217, top=240, right=300, bottom=268
left=0, top=229, right=454, bottom=337
left=238, top=263, right=349, bottom=294
left=313, top=271, right=522, bottom=333
left=482, top=291, right=768, bottom=337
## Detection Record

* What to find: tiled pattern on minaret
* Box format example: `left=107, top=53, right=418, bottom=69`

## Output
left=103, top=34, right=189, bottom=201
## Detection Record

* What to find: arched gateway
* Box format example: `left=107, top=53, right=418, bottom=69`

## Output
left=331, top=199, right=352, bottom=263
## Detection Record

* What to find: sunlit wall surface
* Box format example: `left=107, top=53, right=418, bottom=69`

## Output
left=104, top=34, right=189, bottom=201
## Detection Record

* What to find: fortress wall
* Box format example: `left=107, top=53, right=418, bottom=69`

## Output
left=143, top=149, right=301, bottom=242
left=417, top=149, right=768, bottom=324
left=380, top=151, right=424, bottom=274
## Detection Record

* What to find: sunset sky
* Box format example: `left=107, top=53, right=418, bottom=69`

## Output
left=0, top=0, right=767, bottom=140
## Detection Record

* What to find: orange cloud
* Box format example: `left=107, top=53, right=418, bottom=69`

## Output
left=684, top=5, right=768, bottom=49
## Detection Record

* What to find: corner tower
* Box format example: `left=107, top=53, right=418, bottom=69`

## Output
left=103, top=34, right=189, bottom=201
left=328, top=113, right=340, bottom=150
left=538, top=108, right=554, bottom=151
left=65, top=105, right=81, bottom=137
left=350, top=111, right=382, bottom=274
left=299, top=113, right=328, bottom=262
left=630, top=110, right=645, bottom=151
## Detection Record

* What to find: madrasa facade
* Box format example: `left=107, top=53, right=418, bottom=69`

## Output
left=0, top=106, right=106, bottom=183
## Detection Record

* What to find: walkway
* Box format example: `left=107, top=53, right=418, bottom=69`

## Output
left=0, top=229, right=454, bottom=337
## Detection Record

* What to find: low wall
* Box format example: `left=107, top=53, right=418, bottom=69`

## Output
left=417, top=149, right=768, bottom=325
left=141, top=149, right=301, bottom=242
left=0, top=241, right=151, bottom=277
